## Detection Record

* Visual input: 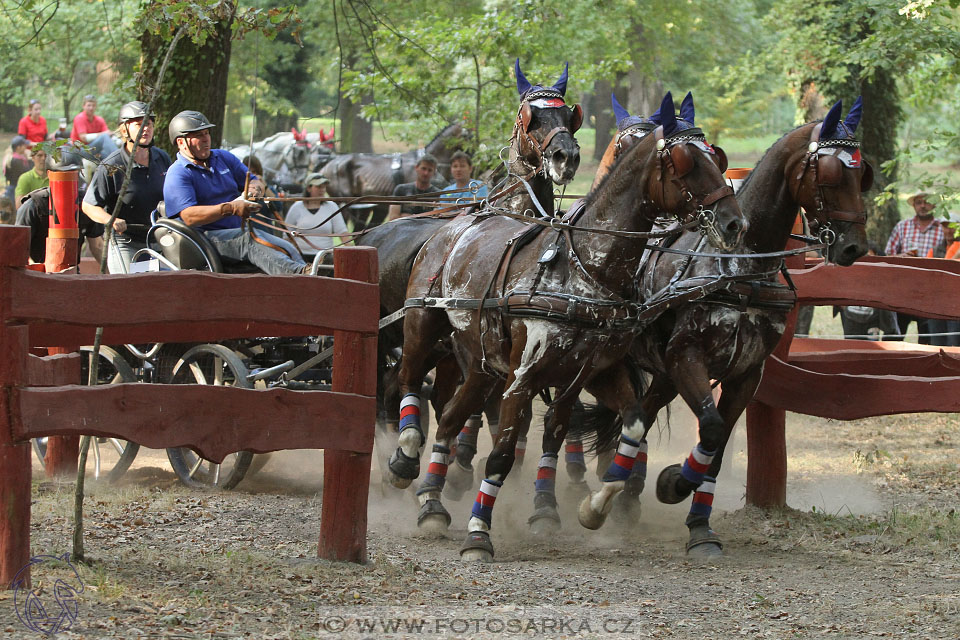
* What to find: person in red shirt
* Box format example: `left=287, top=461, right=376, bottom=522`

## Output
left=17, top=99, right=50, bottom=144
left=70, top=94, right=118, bottom=159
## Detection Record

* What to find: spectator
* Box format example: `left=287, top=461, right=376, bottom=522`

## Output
left=885, top=192, right=945, bottom=344
left=284, top=173, right=349, bottom=257
left=70, top=94, right=118, bottom=159
left=18, top=99, right=51, bottom=144
left=386, top=154, right=445, bottom=221
left=0, top=196, right=14, bottom=225
left=15, top=186, right=104, bottom=265
left=3, top=135, right=31, bottom=203
left=81, top=101, right=171, bottom=274
left=443, top=151, right=488, bottom=202
left=242, top=154, right=285, bottom=237
left=15, top=147, right=49, bottom=201
left=926, top=213, right=960, bottom=346
left=162, top=110, right=306, bottom=274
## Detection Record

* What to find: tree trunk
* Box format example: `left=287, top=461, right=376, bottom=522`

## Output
left=138, top=20, right=234, bottom=157
left=859, top=68, right=901, bottom=250
left=592, top=79, right=613, bottom=162
left=255, top=109, right=300, bottom=139
left=0, top=102, right=22, bottom=132
left=339, top=94, right=372, bottom=154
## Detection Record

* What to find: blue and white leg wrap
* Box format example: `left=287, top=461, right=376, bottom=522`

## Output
left=602, top=435, right=642, bottom=482
left=399, top=393, right=423, bottom=439
left=416, top=444, right=451, bottom=496
left=534, top=453, right=558, bottom=494
left=631, top=440, right=648, bottom=481
left=565, top=439, right=587, bottom=472
left=470, top=479, right=502, bottom=527
left=689, top=476, right=716, bottom=519
left=680, top=443, right=716, bottom=486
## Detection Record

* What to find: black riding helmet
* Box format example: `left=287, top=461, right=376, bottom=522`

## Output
left=119, top=101, right=155, bottom=123
left=168, top=110, right=216, bottom=146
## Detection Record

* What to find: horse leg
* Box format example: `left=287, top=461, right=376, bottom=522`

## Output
left=416, top=366, right=497, bottom=532
left=389, top=309, right=449, bottom=488
left=445, top=413, right=483, bottom=501
left=611, top=373, right=677, bottom=520
left=461, top=380, right=535, bottom=563
left=655, top=349, right=723, bottom=518
left=682, top=367, right=764, bottom=558
left=528, top=397, right=576, bottom=535
left=563, top=435, right=591, bottom=501
left=578, top=364, right=644, bottom=530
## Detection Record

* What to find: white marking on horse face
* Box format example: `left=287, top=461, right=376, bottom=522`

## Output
left=546, top=160, right=573, bottom=185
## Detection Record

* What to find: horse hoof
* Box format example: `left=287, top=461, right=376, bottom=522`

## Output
left=611, top=491, right=641, bottom=525
left=443, top=461, right=473, bottom=501
left=577, top=493, right=612, bottom=530
left=387, top=447, right=420, bottom=489
left=656, top=464, right=689, bottom=504
left=417, top=499, right=451, bottom=533
left=527, top=508, right=561, bottom=536
left=460, top=531, right=494, bottom=562
left=686, top=529, right=724, bottom=560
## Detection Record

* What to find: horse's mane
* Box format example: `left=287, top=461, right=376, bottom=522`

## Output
left=584, top=135, right=654, bottom=211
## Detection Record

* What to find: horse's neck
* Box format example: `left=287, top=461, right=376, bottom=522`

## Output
left=737, top=139, right=805, bottom=256
left=569, top=153, right=657, bottom=295
left=504, top=171, right=554, bottom=216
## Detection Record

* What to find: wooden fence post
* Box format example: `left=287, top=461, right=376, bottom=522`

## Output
left=0, top=227, right=33, bottom=587
left=319, top=247, right=378, bottom=563
left=43, top=170, right=81, bottom=477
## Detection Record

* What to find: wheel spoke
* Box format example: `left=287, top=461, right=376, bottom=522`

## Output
left=108, top=438, right=126, bottom=456
left=187, top=454, right=204, bottom=479
left=92, top=437, right=102, bottom=479
left=188, top=361, right=208, bottom=385
left=214, top=356, right=224, bottom=386
left=213, top=463, right=221, bottom=485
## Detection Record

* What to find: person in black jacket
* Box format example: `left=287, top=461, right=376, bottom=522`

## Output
left=81, top=101, right=171, bottom=273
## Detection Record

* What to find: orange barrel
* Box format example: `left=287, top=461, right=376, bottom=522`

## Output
left=48, top=169, right=79, bottom=239
left=724, top=167, right=752, bottom=194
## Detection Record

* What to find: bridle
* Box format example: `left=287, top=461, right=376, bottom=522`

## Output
left=647, top=126, right=735, bottom=242
left=790, top=122, right=874, bottom=246
left=510, top=89, right=582, bottom=181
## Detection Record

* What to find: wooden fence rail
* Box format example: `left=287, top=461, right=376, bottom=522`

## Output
left=746, top=255, right=960, bottom=506
left=0, top=225, right=378, bottom=587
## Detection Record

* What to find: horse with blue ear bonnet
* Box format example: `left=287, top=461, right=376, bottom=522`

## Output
left=570, top=96, right=871, bottom=557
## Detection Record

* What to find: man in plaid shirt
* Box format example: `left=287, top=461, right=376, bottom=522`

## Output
left=885, top=193, right=944, bottom=344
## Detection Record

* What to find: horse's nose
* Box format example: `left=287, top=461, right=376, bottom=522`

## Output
left=725, top=215, right=746, bottom=244
left=553, top=146, right=580, bottom=176
left=837, top=240, right=867, bottom=266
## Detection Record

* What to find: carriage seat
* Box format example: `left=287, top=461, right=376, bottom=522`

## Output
left=146, top=205, right=260, bottom=273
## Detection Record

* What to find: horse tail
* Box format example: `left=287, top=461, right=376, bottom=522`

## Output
left=565, top=357, right=648, bottom=453
left=566, top=401, right=620, bottom=454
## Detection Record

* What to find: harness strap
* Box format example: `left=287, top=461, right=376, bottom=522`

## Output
left=701, top=185, right=735, bottom=207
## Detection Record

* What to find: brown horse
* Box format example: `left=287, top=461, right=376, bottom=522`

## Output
left=389, top=92, right=746, bottom=562
left=574, top=98, right=872, bottom=557
left=357, top=61, right=583, bottom=465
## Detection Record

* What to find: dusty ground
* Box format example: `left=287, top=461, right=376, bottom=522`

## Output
left=3, top=402, right=960, bottom=640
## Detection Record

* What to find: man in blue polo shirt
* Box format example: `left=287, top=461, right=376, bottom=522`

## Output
left=162, top=110, right=306, bottom=274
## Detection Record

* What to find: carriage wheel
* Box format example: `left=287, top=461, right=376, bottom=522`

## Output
left=165, top=344, right=254, bottom=490
left=32, top=346, right=141, bottom=483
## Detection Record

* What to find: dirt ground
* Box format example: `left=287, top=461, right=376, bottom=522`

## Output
left=2, top=401, right=959, bottom=640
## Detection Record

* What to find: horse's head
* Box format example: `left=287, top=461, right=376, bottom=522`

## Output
left=787, top=97, right=870, bottom=266
left=629, top=92, right=745, bottom=249
left=512, top=59, right=582, bottom=185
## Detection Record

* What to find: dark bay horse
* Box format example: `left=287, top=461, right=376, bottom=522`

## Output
left=575, top=98, right=872, bottom=557
left=356, top=61, right=583, bottom=456
left=390, top=92, right=746, bottom=562
left=320, top=123, right=467, bottom=229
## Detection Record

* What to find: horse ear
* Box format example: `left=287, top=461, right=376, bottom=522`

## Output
left=515, top=58, right=532, bottom=96
left=659, top=92, right=677, bottom=136
left=552, top=62, right=569, bottom=96
left=820, top=99, right=843, bottom=140
left=844, top=95, right=863, bottom=133
left=679, top=91, right=695, bottom=125
left=611, top=93, right=631, bottom=124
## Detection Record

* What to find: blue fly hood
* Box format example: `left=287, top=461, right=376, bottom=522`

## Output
left=515, top=59, right=569, bottom=101
left=651, top=91, right=699, bottom=138
left=817, top=96, right=864, bottom=168
left=611, top=93, right=653, bottom=131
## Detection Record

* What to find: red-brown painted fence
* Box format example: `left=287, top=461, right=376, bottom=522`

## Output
left=0, top=225, right=379, bottom=587
left=746, top=255, right=960, bottom=506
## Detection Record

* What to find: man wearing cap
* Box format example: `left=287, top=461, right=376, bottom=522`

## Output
left=162, top=110, right=306, bottom=275
left=3, top=135, right=31, bottom=203
left=283, top=173, right=349, bottom=256
left=885, top=192, right=945, bottom=344
left=70, top=95, right=118, bottom=159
